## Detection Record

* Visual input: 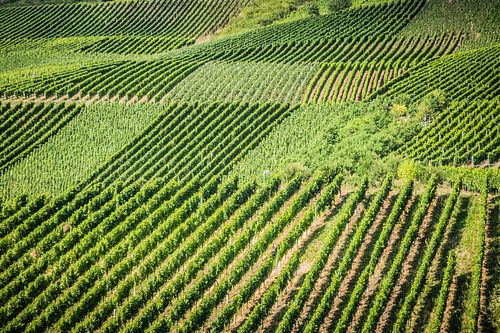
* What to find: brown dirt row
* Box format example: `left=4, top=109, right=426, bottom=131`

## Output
left=375, top=195, right=443, bottom=333
left=445, top=33, right=461, bottom=54
left=307, top=69, right=328, bottom=102
left=376, top=70, right=386, bottom=90
left=421, top=35, right=434, bottom=53
left=345, top=71, right=360, bottom=102
left=365, top=70, right=377, bottom=98
left=158, top=185, right=285, bottom=318
left=256, top=262, right=310, bottom=333
left=256, top=193, right=350, bottom=332
left=337, top=70, right=352, bottom=102
left=227, top=196, right=337, bottom=332
left=292, top=199, right=368, bottom=333
left=188, top=181, right=292, bottom=282
left=320, top=192, right=397, bottom=332
left=478, top=195, right=495, bottom=332
left=400, top=35, right=417, bottom=56
left=355, top=70, right=369, bottom=101
left=327, top=67, right=346, bottom=101
left=440, top=273, right=460, bottom=333
left=193, top=185, right=311, bottom=331
left=196, top=183, right=338, bottom=331
left=431, top=34, right=444, bottom=53
left=317, top=68, right=337, bottom=102
left=347, top=194, right=416, bottom=333
left=95, top=185, right=256, bottom=330
left=407, top=192, right=463, bottom=332
left=384, top=36, right=404, bottom=61
left=388, top=68, right=395, bottom=82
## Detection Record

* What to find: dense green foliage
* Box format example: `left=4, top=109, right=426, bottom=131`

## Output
left=230, top=97, right=421, bottom=183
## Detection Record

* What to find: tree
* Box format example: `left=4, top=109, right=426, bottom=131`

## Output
left=308, top=4, right=320, bottom=16
left=390, top=103, right=408, bottom=117
left=324, top=125, right=340, bottom=145
left=328, top=0, right=351, bottom=13
left=415, top=89, right=448, bottom=124
left=397, top=160, right=417, bottom=180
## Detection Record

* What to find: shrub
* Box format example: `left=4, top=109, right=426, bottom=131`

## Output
left=390, top=103, right=408, bottom=117
left=328, top=0, right=351, bottom=13
left=308, top=4, right=320, bottom=16
left=397, top=160, right=417, bottom=180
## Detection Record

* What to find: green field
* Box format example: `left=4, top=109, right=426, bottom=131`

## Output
left=0, top=0, right=498, bottom=332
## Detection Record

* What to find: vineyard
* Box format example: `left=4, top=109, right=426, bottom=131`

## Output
left=0, top=0, right=498, bottom=332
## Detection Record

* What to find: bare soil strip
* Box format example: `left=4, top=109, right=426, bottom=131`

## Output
left=478, top=195, right=496, bottom=332
left=292, top=199, right=368, bottom=333
left=375, top=195, right=442, bottom=333
left=257, top=193, right=350, bottom=332
left=320, top=193, right=397, bottom=332
left=347, top=195, right=416, bottom=333
left=228, top=203, right=333, bottom=332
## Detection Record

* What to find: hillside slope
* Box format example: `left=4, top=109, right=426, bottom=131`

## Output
left=0, top=0, right=498, bottom=332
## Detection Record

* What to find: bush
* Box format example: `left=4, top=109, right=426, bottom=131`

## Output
left=416, top=89, right=449, bottom=123
left=397, top=160, right=417, bottom=180
left=281, top=162, right=310, bottom=180
left=308, top=4, right=320, bottom=16
left=328, top=0, right=351, bottom=12
left=324, top=125, right=340, bottom=145
left=390, top=103, right=408, bottom=117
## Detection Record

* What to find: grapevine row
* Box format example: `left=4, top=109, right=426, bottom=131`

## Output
left=361, top=176, right=438, bottom=333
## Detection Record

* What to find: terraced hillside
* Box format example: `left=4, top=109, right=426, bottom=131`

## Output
left=0, top=0, right=498, bottom=332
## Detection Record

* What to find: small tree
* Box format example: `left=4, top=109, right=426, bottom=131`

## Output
left=308, top=4, right=320, bottom=16
left=328, top=0, right=351, bottom=13
left=415, top=89, right=448, bottom=124
left=397, top=160, right=417, bottom=180
left=281, top=162, right=309, bottom=179
left=324, top=125, right=340, bottom=145
left=390, top=103, right=408, bottom=117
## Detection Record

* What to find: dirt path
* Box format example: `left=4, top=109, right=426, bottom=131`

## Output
left=375, top=195, right=442, bottom=333
left=365, top=70, right=377, bottom=98
left=320, top=193, right=396, bottom=332
left=317, top=70, right=336, bottom=102
left=256, top=262, right=311, bottom=333
left=256, top=193, right=349, bottom=332
left=195, top=186, right=308, bottom=331
left=291, top=199, right=368, bottom=333
left=431, top=34, right=443, bottom=52
left=478, top=195, right=495, bottom=332
left=346, top=71, right=360, bottom=102
left=387, top=68, right=395, bottom=83
left=327, top=67, right=344, bottom=101
left=407, top=193, right=461, bottom=332
left=347, top=195, right=416, bottom=333
left=440, top=273, right=461, bottom=333
left=412, top=35, right=426, bottom=56
left=157, top=188, right=276, bottom=319
left=337, top=70, right=352, bottom=102
left=306, top=68, right=327, bottom=102
left=228, top=200, right=335, bottom=332
left=376, top=70, right=386, bottom=90
left=356, top=70, right=369, bottom=101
